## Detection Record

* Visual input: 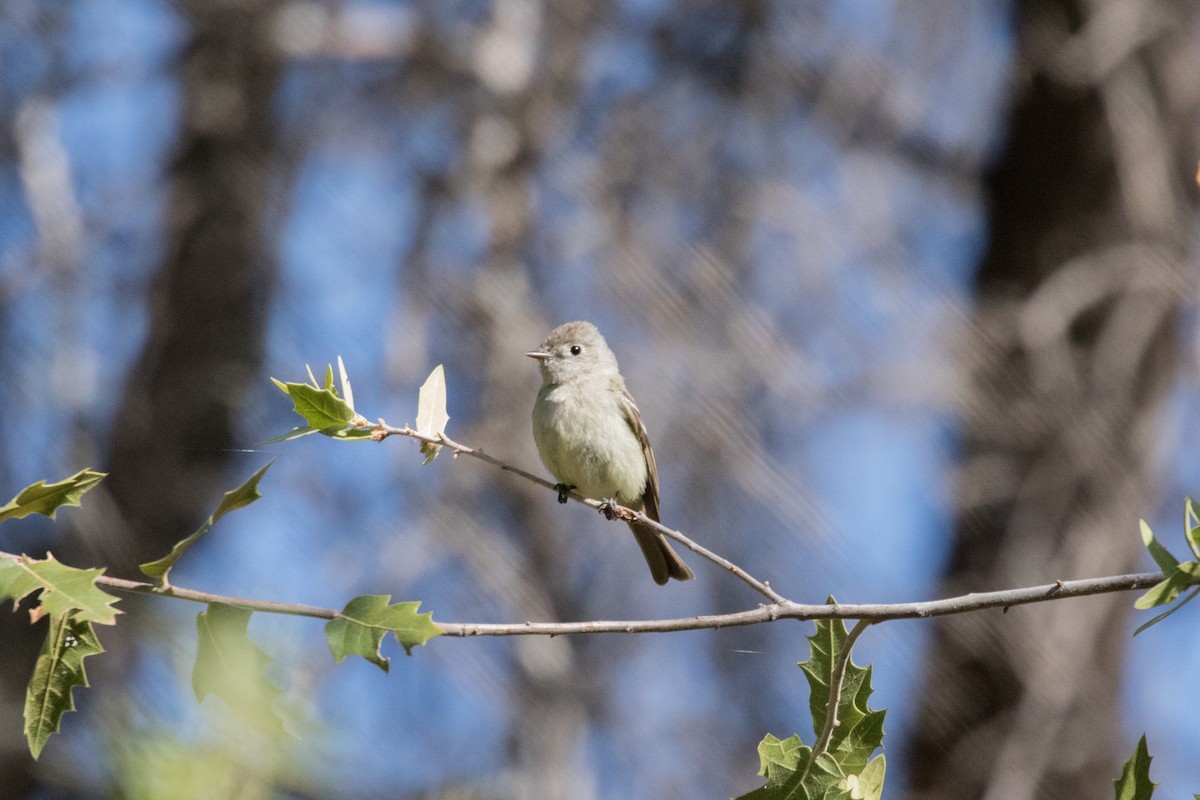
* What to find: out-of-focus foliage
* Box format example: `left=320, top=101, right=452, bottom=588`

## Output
left=0, top=470, right=106, bottom=524
left=1132, top=501, right=1200, bottom=634
left=140, top=462, right=274, bottom=582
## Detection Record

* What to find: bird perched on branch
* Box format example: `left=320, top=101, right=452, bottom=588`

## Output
left=528, top=321, right=694, bottom=585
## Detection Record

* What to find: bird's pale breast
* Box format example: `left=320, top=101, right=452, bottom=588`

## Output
left=532, top=382, right=648, bottom=503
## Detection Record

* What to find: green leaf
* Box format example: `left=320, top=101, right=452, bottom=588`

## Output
left=326, top=595, right=441, bottom=670
left=270, top=364, right=373, bottom=442
left=1113, top=735, right=1155, bottom=800
left=327, top=427, right=374, bottom=441
left=24, top=613, right=103, bottom=758
left=140, top=462, right=274, bottom=582
left=1139, top=520, right=1179, bottom=573
left=735, top=605, right=884, bottom=800
left=281, top=380, right=355, bottom=429
left=801, top=616, right=884, bottom=769
left=0, top=554, right=121, bottom=625
left=262, top=425, right=374, bottom=444
left=1134, top=586, right=1200, bottom=635
left=0, top=469, right=105, bottom=523
left=261, top=425, right=319, bottom=443
left=193, top=604, right=284, bottom=735
left=847, top=755, right=885, bottom=800
left=415, top=365, right=450, bottom=464
left=1185, top=498, right=1200, bottom=560
left=736, top=734, right=811, bottom=799
left=757, top=733, right=811, bottom=785
left=272, top=364, right=356, bottom=431
left=1133, top=570, right=1193, bottom=611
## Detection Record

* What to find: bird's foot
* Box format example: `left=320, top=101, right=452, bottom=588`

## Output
left=598, top=499, right=618, bottom=520
left=553, top=483, right=574, bottom=504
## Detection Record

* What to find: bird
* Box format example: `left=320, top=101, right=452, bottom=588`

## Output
left=527, top=321, right=694, bottom=585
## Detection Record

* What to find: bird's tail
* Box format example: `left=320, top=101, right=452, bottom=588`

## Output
left=629, top=521, right=695, bottom=585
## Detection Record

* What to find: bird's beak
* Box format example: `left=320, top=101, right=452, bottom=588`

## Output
left=526, top=350, right=550, bottom=361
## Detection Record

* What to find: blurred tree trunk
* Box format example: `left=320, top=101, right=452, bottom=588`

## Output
left=387, top=4, right=611, bottom=797
left=0, top=2, right=282, bottom=797
left=94, top=0, right=282, bottom=574
left=904, top=1, right=1195, bottom=798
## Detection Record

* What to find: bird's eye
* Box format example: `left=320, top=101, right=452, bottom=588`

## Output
left=569, top=345, right=582, bottom=356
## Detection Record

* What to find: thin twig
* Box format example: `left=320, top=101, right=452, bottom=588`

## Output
left=93, top=572, right=339, bottom=620
left=624, top=510, right=787, bottom=604
left=365, top=420, right=786, bottom=603
left=368, top=419, right=564, bottom=491
left=4, top=422, right=1169, bottom=641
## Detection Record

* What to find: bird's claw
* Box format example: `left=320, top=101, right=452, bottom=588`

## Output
left=598, top=499, right=618, bottom=520
left=554, top=483, right=574, bottom=504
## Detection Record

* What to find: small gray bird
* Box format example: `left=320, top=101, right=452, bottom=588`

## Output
left=527, top=321, right=694, bottom=585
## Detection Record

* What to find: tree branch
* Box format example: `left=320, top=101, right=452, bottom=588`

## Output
left=436, top=571, right=1165, bottom=635
left=0, top=547, right=1163, bottom=637
left=4, top=420, right=1169, bottom=643
left=366, top=420, right=787, bottom=603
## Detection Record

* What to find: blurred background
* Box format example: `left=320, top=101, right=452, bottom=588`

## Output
left=1, top=0, right=1198, bottom=798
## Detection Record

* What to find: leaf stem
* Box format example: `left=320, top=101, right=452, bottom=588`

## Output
left=807, top=619, right=871, bottom=777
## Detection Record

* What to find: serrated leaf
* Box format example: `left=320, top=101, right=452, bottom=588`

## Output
left=272, top=364, right=356, bottom=434
left=0, top=554, right=121, bottom=625
left=834, top=709, right=887, bottom=774
left=1140, top=520, right=1179, bottom=573
left=801, top=616, right=883, bottom=763
left=326, top=595, right=441, bottom=671
left=284, top=381, right=355, bottom=430
left=140, top=462, right=274, bottom=582
left=193, top=604, right=283, bottom=735
left=24, top=613, right=103, bottom=758
left=0, top=469, right=106, bottom=523
left=736, top=604, right=884, bottom=800
left=1113, top=735, right=1155, bottom=800
left=415, top=365, right=449, bottom=464
left=1134, top=586, right=1200, bottom=635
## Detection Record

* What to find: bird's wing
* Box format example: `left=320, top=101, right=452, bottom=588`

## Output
left=618, top=387, right=660, bottom=522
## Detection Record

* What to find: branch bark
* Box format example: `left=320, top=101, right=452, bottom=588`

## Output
left=0, top=555, right=1165, bottom=637
left=61, top=414, right=1153, bottom=638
